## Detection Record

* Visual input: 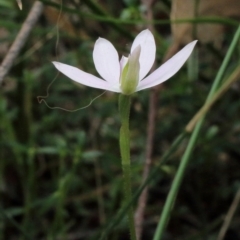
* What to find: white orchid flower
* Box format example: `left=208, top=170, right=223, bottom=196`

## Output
left=53, top=29, right=197, bottom=95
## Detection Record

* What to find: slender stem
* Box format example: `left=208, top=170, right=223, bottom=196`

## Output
left=99, top=133, right=187, bottom=240
left=119, top=94, right=136, bottom=240
left=153, top=24, right=240, bottom=240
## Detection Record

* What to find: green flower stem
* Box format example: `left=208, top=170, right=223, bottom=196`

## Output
left=99, top=133, right=187, bottom=240
left=119, top=94, right=136, bottom=240
left=153, top=25, right=240, bottom=240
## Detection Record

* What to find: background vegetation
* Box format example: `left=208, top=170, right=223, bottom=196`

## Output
left=0, top=0, right=240, bottom=239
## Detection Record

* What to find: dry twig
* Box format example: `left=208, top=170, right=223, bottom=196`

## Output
left=0, top=1, right=44, bottom=84
left=217, top=188, right=240, bottom=240
left=134, top=0, right=159, bottom=239
left=16, top=0, right=23, bottom=10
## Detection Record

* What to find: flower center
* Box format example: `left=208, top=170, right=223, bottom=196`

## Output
left=120, top=45, right=141, bottom=95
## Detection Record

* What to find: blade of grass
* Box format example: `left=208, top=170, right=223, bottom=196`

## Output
left=0, top=207, right=32, bottom=240
left=153, top=24, right=240, bottom=240
left=186, top=64, right=240, bottom=132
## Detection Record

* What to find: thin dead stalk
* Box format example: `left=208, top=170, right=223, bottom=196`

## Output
left=16, top=0, right=23, bottom=10
left=134, top=1, right=189, bottom=238
left=217, top=188, right=240, bottom=240
left=134, top=0, right=159, bottom=239
left=0, top=1, right=44, bottom=84
left=134, top=87, right=159, bottom=240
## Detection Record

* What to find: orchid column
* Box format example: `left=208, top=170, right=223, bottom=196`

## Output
left=52, top=29, right=197, bottom=240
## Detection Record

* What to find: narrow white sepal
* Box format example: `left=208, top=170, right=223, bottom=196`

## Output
left=137, top=40, right=198, bottom=91
left=52, top=62, right=121, bottom=92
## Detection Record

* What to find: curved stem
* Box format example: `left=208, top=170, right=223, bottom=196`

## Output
left=119, top=94, right=136, bottom=240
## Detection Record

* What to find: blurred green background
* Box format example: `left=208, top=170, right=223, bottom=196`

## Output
left=1, top=0, right=240, bottom=239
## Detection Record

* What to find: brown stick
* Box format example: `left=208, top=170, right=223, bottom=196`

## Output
left=16, top=0, right=23, bottom=10
left=217, top=188, right=240, bottom=240
left=134, top=87, right=159, bottom=240
left=134, top=1, right=159, bottom=239
left=0, top=1, right=44, bottom=84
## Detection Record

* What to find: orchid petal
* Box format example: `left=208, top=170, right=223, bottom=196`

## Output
left=52, top=62, right=121, bottom=92
left=93, top=38, right=120, bottom=84
left=131, top=29, right=156, bottom=81
left=137, top=40, right=197, bottom=91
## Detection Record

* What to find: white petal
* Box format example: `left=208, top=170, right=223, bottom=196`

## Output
left=131, top=29, right=156, bottom=80
left=93, top=38, right=120, bottom=84
left=52, top=62, right=121, bottom=92
left=137, top=40, right=198, bottom=91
